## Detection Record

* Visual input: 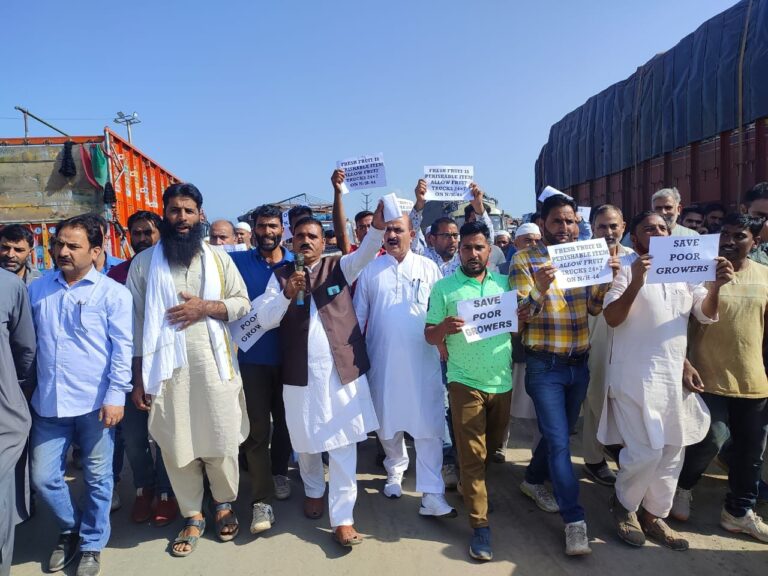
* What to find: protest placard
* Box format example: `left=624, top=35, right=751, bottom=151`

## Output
left=547, top=238, right=611, bottom=289
left=646, top=234, right=719, bottom=284
left=456, top=291, right=518, bottom=343
left=397, top=197, right=414, bottom=214
left=538, top=185, right=573, bottom=203
left=282, top=210, right=292, bottom=241
left=577, top=206, right=591, bottom=222
left=229, top=302, right=268, bottom=352
left=423, top=165, right=474, bottom=201
left=337, top=153, right=386, bottom=193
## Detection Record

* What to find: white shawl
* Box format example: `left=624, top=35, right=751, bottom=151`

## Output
left=142, top=241, right=237, bottom=395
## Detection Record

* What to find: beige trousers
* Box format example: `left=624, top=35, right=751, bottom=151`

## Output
left=164, top=455, right=239, bottom=517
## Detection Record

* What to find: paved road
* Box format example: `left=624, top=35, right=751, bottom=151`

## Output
left=12, top=420, right=768, bottom=575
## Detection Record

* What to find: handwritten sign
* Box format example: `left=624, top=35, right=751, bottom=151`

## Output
left=538, top=185, right=573, bottom=203
left=577, top=206, right=591, bottom=222
left=548, top=238, right=611, bottom=289
left=456, top=290, right=518, bottom=343
left=229, top=302, right=269, bottom=352
left=337, top=153, right=387, bottom=193
left=646, top=234, right=719, bottom=284
left=424, top=165, right=474, bottom=201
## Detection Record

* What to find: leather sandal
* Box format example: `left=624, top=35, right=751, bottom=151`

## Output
left=333, top=525, right=363, bottom=547
left=170, top=518, right=206, bottom=557
left=304, top=496, right=324, bottom=519
left=213, top=502, right=239, bottom=542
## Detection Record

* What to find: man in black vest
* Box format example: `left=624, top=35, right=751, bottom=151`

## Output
left=255, top=170, right=385, bottom=548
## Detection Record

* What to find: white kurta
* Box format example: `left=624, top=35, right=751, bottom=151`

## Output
left=353, top=251, right=444, bottom=440
left=597, top=259, right=714, bottom=451
left=255, top=229, right=383, bottom=454
left=128, top=246, right=251, bottom=468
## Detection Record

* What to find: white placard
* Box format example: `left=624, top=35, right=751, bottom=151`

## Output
left=577, top=206, right=591, bottom=222
left=229, top=302, right=269, bottom=352
left=282, top=210, right=292, bottom=240
left=336, top=153, right=387, bottom=193
left=220, top=243, right=248, bottom=253
left=456, top=290, right=518, bottom=343
left=646, top=234, right=719, bottom=284
left=423, top=165, right=474, bottom=201
left=381, top=193, right=413, bottom=222
left=538, top=185, right=573, bottom=203
left=548, top=238, right=612, bottom=289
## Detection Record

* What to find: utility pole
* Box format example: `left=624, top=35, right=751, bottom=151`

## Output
left=113, top=111, right=141, bottom=143
left=362, top=192, right=372, bottom=211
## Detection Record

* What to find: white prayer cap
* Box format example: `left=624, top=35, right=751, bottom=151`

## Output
left=515, top=222, right=541, bottom=239
left=496, top=230, right=512, bottom=239
left=235, top=221, right=252, bottom=232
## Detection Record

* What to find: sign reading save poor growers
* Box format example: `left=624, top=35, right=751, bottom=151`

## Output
left=456, top=291, right=518, bottom=343
left=646, top=234, right=719, bottom=284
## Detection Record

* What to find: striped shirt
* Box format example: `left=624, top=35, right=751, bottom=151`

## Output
left=510, top=242, right=610, bottom=355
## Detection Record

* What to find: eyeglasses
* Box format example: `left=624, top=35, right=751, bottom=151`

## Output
left=434, top=233, right=459, bottom=240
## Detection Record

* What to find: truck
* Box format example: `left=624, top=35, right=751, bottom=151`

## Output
left=535, top=0, right=768, bottom=214
left=0, top=126, right=180, bottom=269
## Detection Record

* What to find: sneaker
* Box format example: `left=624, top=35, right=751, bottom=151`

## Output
left=491, top=448, right=506, bottom=464
left=383, top=474, right=403, bottom=499
left=564, top=521, right=592, bottom=556
left=720, top=508, right=768, bottom=543
left=250, top=502, right=275, bottom=534
left=48, top=532, right=80, bottom=572
left=131, top=488, right=154, bottom=523
left=273, top=475, right=291, bottom=501
left=442, top=464, right=459, bottom=490
left=640, top=516, right=688, bottom=551
left=469, top=526, right=492, bottom=561
left=583, top=461, right=616, bottom=486
left=110, top=490, right=121, bottom=513
left=76, top=551, right=101, bottom=576
left=419, top=493, right=457, bottom=518
left=520, top=481, right=559, bottom=513
left=609, top=493, right=645, bottom=546
left=670, top=488, right=692, bottom=522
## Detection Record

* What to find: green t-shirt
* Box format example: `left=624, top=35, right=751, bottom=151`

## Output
left=426, top=268, right=513, bottom=393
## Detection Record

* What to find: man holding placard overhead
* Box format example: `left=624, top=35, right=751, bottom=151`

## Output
left=253, top=170, right=385, bottom=548
left=600, top=210, right=733, bottom=551
left=425, top=220, right=514, bottom=562
left=510, top=193, right=619, bottom=556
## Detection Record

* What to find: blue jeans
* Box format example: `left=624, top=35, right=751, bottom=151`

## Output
left=524, top=353, right=589, bottom=524
left=30, top=409, right=114, bottom=552
left=122, top=396, right=172, bottom=494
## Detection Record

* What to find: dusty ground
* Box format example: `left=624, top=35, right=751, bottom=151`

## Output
left=12, top=419, right=768, bottom=575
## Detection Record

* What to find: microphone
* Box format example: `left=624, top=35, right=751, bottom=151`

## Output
left=295, top=252, right=305, bottom=306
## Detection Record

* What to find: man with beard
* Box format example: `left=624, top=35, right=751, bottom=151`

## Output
left=0, top=268, right=35, bottom=576
left=107, top=211, right=178, bottom=527
left=425, top=220, right=513, bottom=561
left=510, top=194, right=619, bottom=556
left=28, top=215, right=132, bottom=576
left=742, top=182, right=768, bottom=265
left=354, top=213, right=455, bottom=518
left=254, top=183, right=385, bottom=548
left=126, top=184, right=251, bottom=557
left=581, top=205, right=634, bottom=486
left=703, top=202, right=726, bottom=233
left=229, top=205, right=294, bottom=535
left=671, top=213, right=768, bottom=542
left=600, top=211, right=732, bottom=551
left=0, top=225, right=41, bottom=285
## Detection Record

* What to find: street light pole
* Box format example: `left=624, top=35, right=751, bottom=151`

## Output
left=113, top=111, right=141, bottom=143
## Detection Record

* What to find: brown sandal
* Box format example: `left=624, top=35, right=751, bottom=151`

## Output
left=333, top=525, right=363, bottom=547
left=303, top=496, right=324, bottom=519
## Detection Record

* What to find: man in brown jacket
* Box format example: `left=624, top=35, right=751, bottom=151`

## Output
left=254, top=170, right=385, bottom=548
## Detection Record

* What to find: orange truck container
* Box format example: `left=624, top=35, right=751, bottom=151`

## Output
left=0, top=127, right=180, bottom=269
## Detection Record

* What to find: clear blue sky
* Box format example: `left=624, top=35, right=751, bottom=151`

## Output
left=1, top=0, right=736, bottom=221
